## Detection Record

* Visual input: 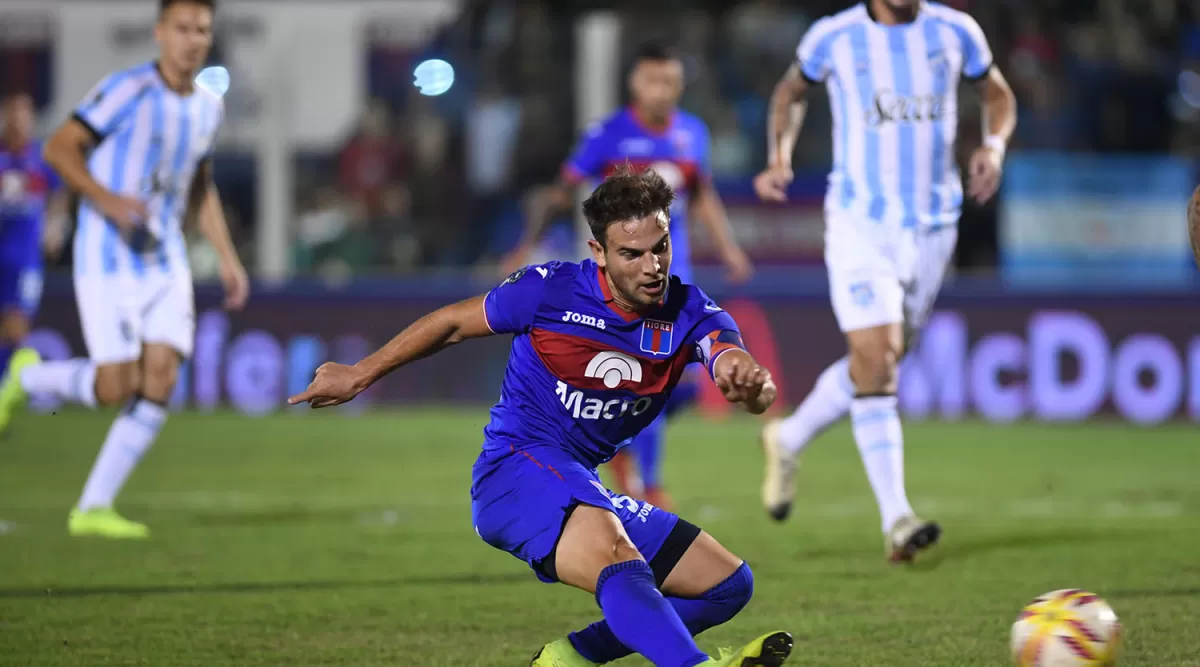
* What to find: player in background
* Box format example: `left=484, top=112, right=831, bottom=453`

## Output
left=501, top=43, right=755, bottom=511
left=754, top=0, right=1016, bottom=562
left=292, top=168, right=793, bottom=667
left=16, top=0, right=249, bottom=538
left=0, top=91, right=68, bottom=433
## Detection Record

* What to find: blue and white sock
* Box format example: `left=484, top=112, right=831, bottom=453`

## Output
left=851, top=393, right=914, bottom=533
left=777, top=356, right=854, bottom=455
left=77, top=396, right=167, bottom=510
left=20, top=358, right=97, bottom=408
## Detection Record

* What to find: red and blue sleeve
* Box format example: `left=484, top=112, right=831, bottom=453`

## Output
left=691, top=307, right=745, bottom=379
left=483, top=264, right=553, bottom=334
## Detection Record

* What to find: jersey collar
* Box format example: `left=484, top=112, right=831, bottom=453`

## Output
left=864, top=1, right=924, bottom=26
left=591, top=260, right=669, bottom=322
left=626, top=106, right=677, bottom=136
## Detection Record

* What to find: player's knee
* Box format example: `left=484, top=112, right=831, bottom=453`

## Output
left=140, top=353, right=180, bottom=402
left=608, top=533, right=644, bottom=566
left=849, top=341, right=899, bottom=393
left=0, top=312, right=29, bottom=345
left=707, top=561, right=754, bottom=618
left=94, top=365, right=138, bottom=407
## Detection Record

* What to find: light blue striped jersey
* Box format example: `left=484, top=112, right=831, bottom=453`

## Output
left=797, top=2, right=993, bottom=229
left=72, top=61, right=224, bottom=278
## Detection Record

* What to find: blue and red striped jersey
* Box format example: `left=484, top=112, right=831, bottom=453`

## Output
left=562, top=108, right=712, bottom=283
left=0, top=140, right=59, bottom=269
left=478, top=259, right=742, bottom=469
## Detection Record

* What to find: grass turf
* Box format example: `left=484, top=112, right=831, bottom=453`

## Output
left=0, top=409, right=1197, bottom=666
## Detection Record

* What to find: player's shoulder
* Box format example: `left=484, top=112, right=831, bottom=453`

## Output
left=498, top=260, right=578, bottom=289
left=803, top=4, right=868, bottom=40
left=101, top=61, right=159, bottom=88
left=580, top=111, right=629, bottom=141
left=666, top=276, right=726, bottom=320
left=921, top=2, right=983, bottom=29
left=673, top=110, right=710, bottom=135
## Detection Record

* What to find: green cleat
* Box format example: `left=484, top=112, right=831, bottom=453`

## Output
left=68, top=507, right=150, bottom=539
left=0, top=347, right=40, bottom=436
left=529, top=638, right=597, bottom=667
left=706, top=631, right=794, bottom=666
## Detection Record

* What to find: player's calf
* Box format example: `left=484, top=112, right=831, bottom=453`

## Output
left=93, top=363, right=140, bottom=407
left=845, top=324, right=902, bottom=395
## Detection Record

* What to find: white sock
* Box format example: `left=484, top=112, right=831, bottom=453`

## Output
left=20, top=358, right=97, bottom=408
left=850, top=394, right=914, bottom=533
left=777, top=356, right=854, bottom=455
left=77, top=398, right=167, bottom=511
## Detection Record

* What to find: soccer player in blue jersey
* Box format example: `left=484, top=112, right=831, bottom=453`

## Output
left=0, top=91, right=68, bottom=433
left=502, top=43, right=755, bottom=511
left=755, top=0, right=1016, bottom=562
left=15, top=0, right=249, bottom=538
left=291, top=168, right=793, bottom=667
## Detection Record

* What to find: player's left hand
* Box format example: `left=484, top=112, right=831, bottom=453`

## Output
left=287, top=362, right=369, bottom=409
left=715, top=355, right=777, bottom=413
left=967, top=146, right=1003, bottom=204
left=220, top=260, right=250, bottom=311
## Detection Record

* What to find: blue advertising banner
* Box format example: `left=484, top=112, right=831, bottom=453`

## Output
left=1000, top=153, right=1195, bottom=288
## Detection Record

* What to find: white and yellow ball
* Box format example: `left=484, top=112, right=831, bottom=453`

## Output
left=1011, top=589, right=1122, bottom=666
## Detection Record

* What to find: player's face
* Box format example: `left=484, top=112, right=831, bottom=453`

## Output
left=883, top=0, right=920, bottom=10
left=155, top=2, right=214, bottom=77
left=591, top=212, right=672, bottom=309
left=629, top=59, right=684, bottom=123
left=1, top=95, right=35, bottom=143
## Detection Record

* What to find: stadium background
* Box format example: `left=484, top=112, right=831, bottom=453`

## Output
left=3, top=0, right=1197, bottom=424
left=2, top=2, right=1199, bottom=666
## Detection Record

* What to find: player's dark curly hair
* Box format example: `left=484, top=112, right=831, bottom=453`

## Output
left=583, top=165, right=675, bottom=248
left=161, top=0, right=216, bottom=14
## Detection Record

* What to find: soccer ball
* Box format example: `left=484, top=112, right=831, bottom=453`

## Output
left=1011, top=589, right=1122, bottom=666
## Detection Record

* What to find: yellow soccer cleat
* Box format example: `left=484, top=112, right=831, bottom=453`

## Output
left=68, top=507, right=150, bottom=539
left=707, top=631, right=794, bottom=666
left=0, top=347, right=40, bottom=435
left=529, top=638, right=598, bottom=667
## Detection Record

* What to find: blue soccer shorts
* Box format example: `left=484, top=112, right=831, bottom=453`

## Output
left=471, top=443, right=701, bottom=584
left=0, top=264, right=42, bottom=317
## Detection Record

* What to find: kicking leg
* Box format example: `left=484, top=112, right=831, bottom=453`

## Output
left=760, top=356, right=854, bottom=520
left=71, top=344, right=179, bottom=539
left=551, top=504, right=711, bottom=667
left=847, top=323, right=938, bottom=562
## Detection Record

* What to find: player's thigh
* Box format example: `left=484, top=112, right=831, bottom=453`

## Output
left=824, top=218, right=904, bottom=334
left=555, top=504, right=644, bottom=593
left=73, top=274, right=142, bottom=366
left=142, top=272, right=195, bottom=360
left=660, top=530, right=743, bottom=598
left=901, top=226, right=959, bottom=346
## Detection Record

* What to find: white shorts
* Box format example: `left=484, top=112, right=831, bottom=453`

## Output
left=824, top=214, right=958, bottom=335
left=74, top=269, right=196, bottom=365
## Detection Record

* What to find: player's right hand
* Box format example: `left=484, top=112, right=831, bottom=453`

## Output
left=753, top=165, right=793, bottom=203
left=287, top=362, right=369, bottom=409
left=97, top=192, right=148, bottom=230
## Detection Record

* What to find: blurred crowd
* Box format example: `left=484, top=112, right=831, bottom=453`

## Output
left=7, top=0, right=1199, bottom=277
left=279, top=0, right=1200, bottom=278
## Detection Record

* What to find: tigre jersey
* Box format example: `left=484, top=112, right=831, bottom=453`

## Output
left=562, top=109, right=713, bottom=282
left=0, top=139, right=59, bottom=269
left=479, top=259, right=742, bottom=468
left=797, top=2, right=993, bottom=229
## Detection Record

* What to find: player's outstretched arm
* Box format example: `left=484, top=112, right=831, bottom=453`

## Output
left=712, top=349, right=777, bottom=415
left=287, top=295, right=495, bottom=409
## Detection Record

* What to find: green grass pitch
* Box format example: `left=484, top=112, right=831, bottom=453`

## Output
left=0, top=408, right=1197, bottom=666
